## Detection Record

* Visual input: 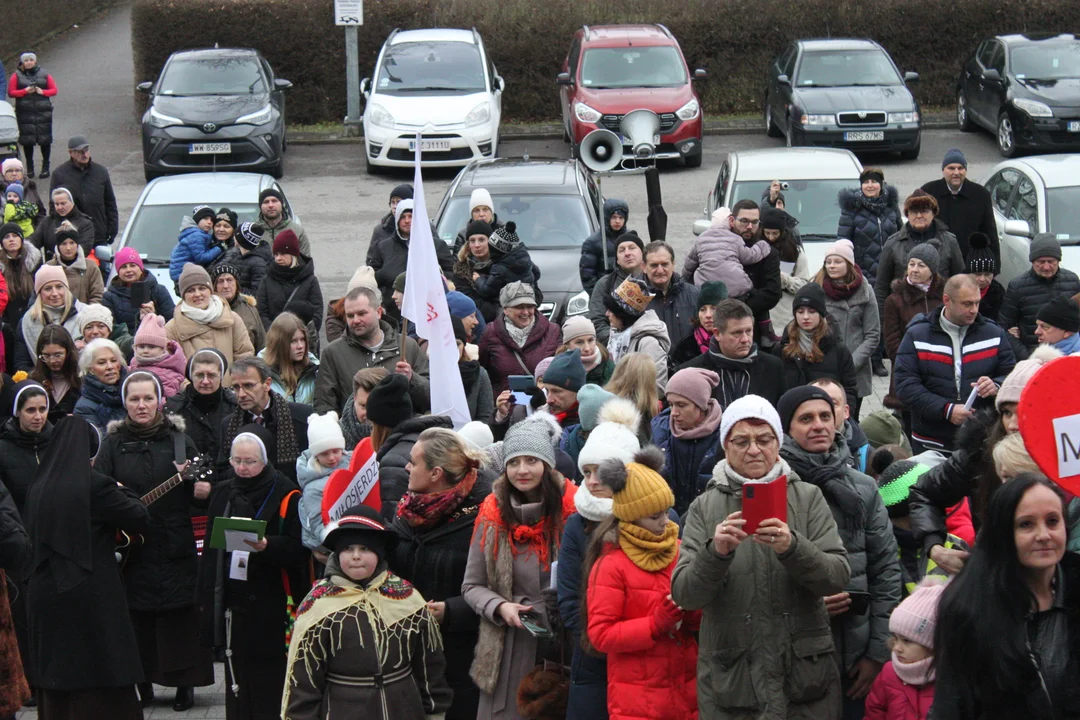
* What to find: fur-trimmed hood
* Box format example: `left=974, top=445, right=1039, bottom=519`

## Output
left=889, top=274, right=944, bottom=304
left=105, top=412, right=187, bottom=436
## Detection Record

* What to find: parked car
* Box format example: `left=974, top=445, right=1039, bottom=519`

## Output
left=558, top=24, right=707, bottom=168
left=434, top=157, right=599, bottom=324
left=138, top=48, right=291, bottom=182
left=957, top=33, right=1080, bottom=157
left=764, top=38, right=921, bottom=158
left=362, top=28, right=503, bottom=173
left=96, top=172, right=296, bottom=301
left=691, top=147, right=863, bottom=273
left=983, top=154, right=1080, bottom=283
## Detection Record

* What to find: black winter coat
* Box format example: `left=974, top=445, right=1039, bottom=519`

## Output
left=256, top=257, right=324, bottom=332
left=775, top=324, right=859, bottom=409
left=12, top=67, right=53, bottom=145
left=101, top=271, right=176, bottom=336
left=367, top=225, right=453, bottom=318
left=49, top=159, right=119, bottom=244
left=0, top=418, right=52, bottom=515
left=216, top=398, right=312, bottom=485
left=580, top=198, right=630, bottom=293
left=376, top=415, right=455, bottom=520
left=27, top=205, right=96, bottom=258
left=836, top=185, right=902, bottom=284
left=677, top=342, right=788, bottom=408
left=95, top=417, right=201, bottom=613
left=454, top=243, right=541, bottom=310
left=874, top=220, right=967, bottom=305
left=647, top=275, right=700, bottom=355
left=388, top=471, right=494, bottom=720
left=998, top=267, right=1080, bottom=358
left=743, top=242, right=783, bottom=336
left=980, top=279, right=1006, bottom=324
left=921, top=178, right=1001, bottom=260
left=213, top=242, right=272, bottom=297
left=165, top=386, right=238, bottom=461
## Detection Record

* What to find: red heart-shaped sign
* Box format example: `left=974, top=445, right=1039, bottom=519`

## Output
left=321, top=437, right=380, bottom=524
left=1018, top=355, right=1080, bottom=495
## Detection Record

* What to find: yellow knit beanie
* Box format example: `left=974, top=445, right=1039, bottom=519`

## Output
left=601, top=446, right=675, bottom=522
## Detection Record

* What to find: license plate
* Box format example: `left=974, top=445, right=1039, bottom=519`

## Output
left=189, top=143, right=231, bottom=154
left=409, top=139, right=451, bottom=151
left=844, top=131, right=885, bottom=142
left=619, top=134, right=662, bottom=145
left=1069, top=121, right=1080, bottom=133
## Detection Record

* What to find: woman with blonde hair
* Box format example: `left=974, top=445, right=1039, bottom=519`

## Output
left=992, top=432, right=1041, bottom=482
left=257, top=312, right=318, bottom=405
left=605, top=352, right=660, bottom=445
left=775, top=282, right=858, bottom=407
left=13, top=264, right=86, bottom=370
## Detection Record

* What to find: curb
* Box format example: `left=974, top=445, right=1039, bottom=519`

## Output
left=289, top=114, right=956, bottom=146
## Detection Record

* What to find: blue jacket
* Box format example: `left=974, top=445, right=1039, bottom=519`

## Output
left=650, top=408, right=722, bottom=517
left=169, top=218, right=224, bottom=281
left=894, top=306, right=1015, bottom=450
left=73, top=370, right=129, bottom=431
left=836, top=185, right=902, bottom=285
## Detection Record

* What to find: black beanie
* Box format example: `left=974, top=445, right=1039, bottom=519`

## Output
left=792, top=282, right=828, bottom=318
left=366, top=373, right=413, bottom=429
left=465, top=220, right=493, bottom=239
left=761, top=207, right=788, bottom=231
left=216, top=207, right=239, bottom=229
left=237, top=222, right=265, bottom=250
left=259, top=188, right=284, bottom=205
left=0, top=221, right=23, bottom=240
left=1037, top=295, right=1080, bottom=333
left=965, top=232, right=998, bottom=274
left=615, top=232, right=645, bottom=255
left=776, top=385, right=835, bottom=433
left=390, top=184, right=414, bottom=202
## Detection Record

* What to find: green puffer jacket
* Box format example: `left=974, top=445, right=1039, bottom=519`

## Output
left=671, top=457, right=850, bottom=720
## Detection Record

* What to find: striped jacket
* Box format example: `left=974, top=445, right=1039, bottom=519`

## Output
left=894, top=306, right=1015, bottom=450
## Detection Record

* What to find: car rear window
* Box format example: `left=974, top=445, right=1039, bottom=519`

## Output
left=377, top=42, right=486, bottom=94
left=437, top=195, right=591, bottom=249
left=1010, top=42, right=1080, bottom=80
left=122, top=203, right=260, bottom=265
left=159, top=58, right=265, bottom=96
left=730, top=179, right=854, bottom=237
left=796, top=50, right=903, bottom=87
left=580, top=46, right=687, bottom=89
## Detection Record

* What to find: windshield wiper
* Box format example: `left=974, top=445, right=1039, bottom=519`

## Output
left=397, top=86, right=470, bottom=92
left=800, top=233, right=837, bottom=241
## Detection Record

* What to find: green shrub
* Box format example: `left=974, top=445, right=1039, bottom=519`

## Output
left=131, top=0, right=1080, bottom=125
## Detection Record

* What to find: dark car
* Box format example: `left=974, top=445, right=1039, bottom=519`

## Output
left=138, top=48, right=292, bottom=182
left=957, top=33, right=1080, bottom=157
left=434, top=158, right=600, bottom=324
left=764, top=38, right=921, bottom=158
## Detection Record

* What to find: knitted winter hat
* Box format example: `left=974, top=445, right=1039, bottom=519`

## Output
left=907, top=243, right=941, bottom=277
left=499, top=281, right=535, bottom=308
left=860, top=411, right=912, bottom=451
left=533, top=356, right=555, bottom=381
left=446, top=291, right=478, bottom=319
left=215, top=207, right=239, bottom=229
left=366, top=373, right=413, bottom=429
left=942, top=148, right=967, bottom=169
left=578, top=397, right=641, bottom=472
left=561, top=315, right=594, bottom=344
left=347, top=266, right=379, bottom=293
left=792, top=282, right=827, bottom=318
left=720, top=394, right=782, bottom=446
left=965, top=232, right=998, bottom=274
left=134, top=313, right=168, bottom=349
left=237, top=221, right=264, bottom=250
left=890, top=579, right=947, bottom=649
left=576, top=384, right=616, bottom=432
left=0, top=222, right=23, bottom=240
left=666, top=368, right=719, bottom=412
left=903, top=189, right=938, bottom=217
left=5, top=183, right=23, bottom=201
left=997, top=345, right=1064, bottom=409
left=876, top=460, right=931, bottom=518
left=615, top=232, right=645, bottom=255
left=390, top=183, right=414, bottom=202
left=1030, top=233, right=1062, bottom=262
left=488, top=222, right=521, bottom=255
left=34, top=265, right=68, bottom=294
left=192, top=205, right=216, bottom=225
left=777, top=385, right=835, bottom=434
left=1037, top=295, right=1080, bottom=333
left=307, top=411, right=346, bottom=457
left=211, top=264, right=241, bottom=288
left=600, top=446, right=674, bottom=522
left=259, top=188, right=284, bottom=205
left=860, top=167, right=885, bottom=184
left=824, top=239, right=856, bottom=268
left=465, top=220, right=493, bottom=240
left=77, top=303, right=114, bottom=334
left=542, top=349, right=585, bottom=392
left=178, top=263, right=212, bottom=297
left=458, top=421, right=494, bottom=452
left=503, top=412, right=559, bottom=469
left=469, top=188, right=494, bottom=213
left=611, top=276, right=655, bottom=317
left=393, top=272, right=407, bottom=294
left=761, top=207, right=788, bottom=232
left=272, top=229, right=301, bottom=257
left=1, top=159, right=23, bottom=175
left=114, top=246, right=144, bottom=272
left=698, top=281, right=728, bottom=309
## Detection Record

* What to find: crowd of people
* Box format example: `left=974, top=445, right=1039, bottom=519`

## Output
left=0, top=112, right=1076, bottom=720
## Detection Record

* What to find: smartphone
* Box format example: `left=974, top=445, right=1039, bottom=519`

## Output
left=508, top=375, right=537, bottom=392
left=847, top=591, right=872, bottom=616
left=519, top=612, right=552, bottom=639
left=742, top=475, right=787, bottom=535
left=129, top=280, right=151, bottom=308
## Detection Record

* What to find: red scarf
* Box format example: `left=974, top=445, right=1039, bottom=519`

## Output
left=396, top=469, right=478, bottom=530
left=554, top=403, right=579, bottom=427
left=694, top=326, right=711, bottom=354
left=822, top=266, right=864, bottom=301
left=980, top=284, right=990, bottom=298
left=473, top=476, right=577, bottom=569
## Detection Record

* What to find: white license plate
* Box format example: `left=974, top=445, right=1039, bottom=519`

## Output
left=844, top=131, right=885, bottom=142
left=409, top=139, right=452, bottom=151
left=1069, top=121, right=1080, bottom=133
left=189, top=143, right=231, bottom=154
left=619, top=134, right=662, bottom=145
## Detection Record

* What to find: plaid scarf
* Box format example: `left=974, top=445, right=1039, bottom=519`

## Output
left=396, top=469, right=478, bottom=530
left=223, top=391, right=300, bottom=471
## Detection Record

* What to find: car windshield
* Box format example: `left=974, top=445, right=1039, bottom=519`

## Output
left=1011, top=42, right=1080, bottom=80
left=376, top=42, right=486, bottom=93
left=580, top=47, right=687, bottom=88
left=159, top=57, right=265, bottom=96
left=123, top=203, right=261, bottom=264
left=437, top=195, right=591, bottom=249
left=795, top=50, right=903, bottom=87
left=1047, top=187, right=1080, bottom=241
left=730, top=179, right=855, bottom=237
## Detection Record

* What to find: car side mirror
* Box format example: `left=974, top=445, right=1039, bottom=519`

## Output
left=983, top=69, right=1002, bottom=83
left=496, top=76, right=505, bottom=92
left=95, top=245, right=114, bottom=263
left=1005, top=219, right=1033, bottom=238
left=274, top=78, right=293, bottom=90
left=693, top=68, right=708, bottom=81
left=904, top=71, right=920, bottom=83
left=693, top=218, right=711, bottom=236
left=136, top=81, right=153, bottom=94
left=360, top=78, right=370, bottom=98
left=556, top=72, right=573, bottom=86
left=777, top=74, right=791, bottom=87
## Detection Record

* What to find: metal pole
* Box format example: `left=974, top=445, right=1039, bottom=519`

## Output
left=596, top=173, right=608, bottom=275
left=344, top=26, right=362, bottom=127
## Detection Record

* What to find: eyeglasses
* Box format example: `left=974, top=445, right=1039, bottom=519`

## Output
left=234, top=381, right=262, bottom=392
left=193, top=372, right=220, bottom=382
left=734, top=218, right=761, bottom=227
left=38, top=352, right=65, bottom=361
left=229, top=457, right=262, bottom=467
left=728, top=435, right=778, bottom=451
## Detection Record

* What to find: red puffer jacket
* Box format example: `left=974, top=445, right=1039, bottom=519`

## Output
left=864, top=661, right=935, bottom=720
left=586, top=544, right=699, bottom=720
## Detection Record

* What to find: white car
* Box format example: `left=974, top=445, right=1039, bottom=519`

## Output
left=362, top=28, right=503, bottom=172
left=984, top=154, right=1080, bottom=284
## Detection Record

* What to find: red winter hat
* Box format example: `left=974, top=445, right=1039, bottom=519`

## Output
left=272, top=229, right=300, bottom=257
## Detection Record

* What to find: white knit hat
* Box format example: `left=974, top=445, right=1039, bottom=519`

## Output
left=719, top=394, right=783, bottom=446
left=578, top=397, right=641, bottom=472
left=78, top=303, right=114, bottom=334
left=307, top=411, right=346, bottom=456
left=458, top=421, right=494, bottom=451
left=470, top=188, right=494, bottom=213
left=347, top=266, right=379, bottom=293
left=997, top=344, right=1063, bottom=409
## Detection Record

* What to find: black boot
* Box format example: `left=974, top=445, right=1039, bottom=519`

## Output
left=38, top=163, right=49, bottom=179
left=173, top=686, right=195, bottom=712
left=38, top=145, right=50, bottom=178
left=138, top=682, right=155, bottom=707
left=872, top=357, right=889, bottom=377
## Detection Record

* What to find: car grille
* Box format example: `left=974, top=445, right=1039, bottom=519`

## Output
left=837, top=111, right=887, bottom=126
left=599, top=113, right=678, bottom=136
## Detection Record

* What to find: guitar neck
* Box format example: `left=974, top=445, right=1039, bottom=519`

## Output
left=140, top=473, right=183, bottom=506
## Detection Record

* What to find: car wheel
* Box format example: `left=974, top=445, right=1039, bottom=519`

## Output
left=271, top=156, right=285, bottom=179
left=900, top=135, right=922, bottom=160
left=765, top=102, right=782, bottom=138
left=956, top=90, right=973, bottom=132
left=998, top=112, right=1018, bottom=157
left=365, top=154, right=384, bottom=175
left=144, top=168, right=160, bottom=183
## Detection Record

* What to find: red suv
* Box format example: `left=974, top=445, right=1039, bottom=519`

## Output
left=558, top=24, right=707, bottom=168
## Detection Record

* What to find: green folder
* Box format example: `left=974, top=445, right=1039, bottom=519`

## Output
left=208, top=517, right=267, bottom=550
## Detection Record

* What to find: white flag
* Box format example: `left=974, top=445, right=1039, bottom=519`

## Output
left=401, top=135, right=471, bottom=429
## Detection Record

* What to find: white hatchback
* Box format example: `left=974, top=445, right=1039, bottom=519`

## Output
left=362, top=28, right=504, bottom=172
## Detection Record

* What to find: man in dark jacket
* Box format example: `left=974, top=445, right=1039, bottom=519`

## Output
left=256, top=188, right=310, bottom=259
left=677, top=298, right=787, bottom=407
left=49, top=135, right=118, bottom=246
left=777, top=385, right=900, bottom=719
left=894, top=274, right=1016, bottom=453
left=729, top=199, right=782, bottom=343
left=644, top=241, right=699, bottom=353
left=369, top=183, right=413, bottom=251
left=367, top=198, right=454, bottom=319
left=587, top=231, right=645, bottom=343
left=999, top=233, right=1080, bottom=360
left=921, top=148, right=1000, bottom=260
left=579, top=197, right=629, bottom=293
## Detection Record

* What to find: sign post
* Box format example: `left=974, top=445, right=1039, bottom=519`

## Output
left=335, top=0, right=364, bottom=130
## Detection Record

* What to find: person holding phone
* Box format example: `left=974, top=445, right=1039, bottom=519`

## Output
left=777, top=385, right=901, bottom=720
left=672, top=394, right=850, bottom=720
left=102, top=246, right=175, bottom=337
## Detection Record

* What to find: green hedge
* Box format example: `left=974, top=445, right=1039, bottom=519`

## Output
left=132, top=0, right=1080, bottom=125
left=2, top=0, right=112, bottom=70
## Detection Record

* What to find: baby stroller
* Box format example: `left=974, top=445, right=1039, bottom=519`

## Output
left=0, top=103, right=18, bottom=164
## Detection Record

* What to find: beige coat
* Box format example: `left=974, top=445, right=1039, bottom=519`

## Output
left=46, top=248, right=104, bottom=304
left=165, top=305, right=254, bottom=386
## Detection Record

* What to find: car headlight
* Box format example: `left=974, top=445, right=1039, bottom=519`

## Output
left=574, top=102, right=602, bottom=124
left=236, top=105, right=273, bottom=126
left=676, top=98, right=700, bottom=121
left=566, top=290, right=590, bottom=316
left=1013, top=98, right=1054, bottom=118
left=800, top=114, right=834, bottom=126
left=148, top=106, right=183, bottom=129
left=888, top=111, right=919, bottom=123
left=366, top=104, right=395, bottom=129
left=465, top=103, right=491, bottom=128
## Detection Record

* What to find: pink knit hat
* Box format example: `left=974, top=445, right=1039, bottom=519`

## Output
left=825, top=239, right=856, bottom=267
left=34, top=265, right=69, bottom=295
left=114, top=246, right=145, bottom=272
left=666, top=368, right=720, bottom=412
left=889, top=579, right=947, bottom=649
left=534, top=356, right=555, bottom=381
left=134, top=313, right=168, bottom=349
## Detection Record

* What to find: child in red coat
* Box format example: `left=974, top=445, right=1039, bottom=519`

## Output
left=865, top=579, right=946, bottom=720
left=584, top=446, right=699, bottom=720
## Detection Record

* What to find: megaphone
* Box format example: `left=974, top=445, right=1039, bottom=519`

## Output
left=579, top=129, right=622, bottom=172
left=620, top=109, right=660, bottom=158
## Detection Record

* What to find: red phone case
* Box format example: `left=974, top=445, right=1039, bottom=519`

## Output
left=742, top=475, right=787, bottom=535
